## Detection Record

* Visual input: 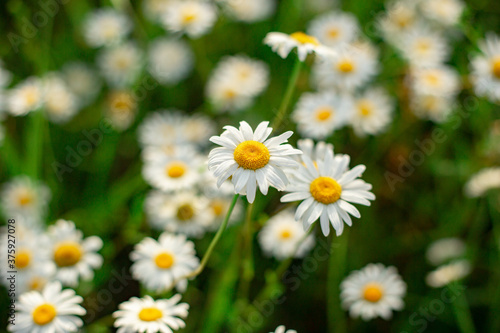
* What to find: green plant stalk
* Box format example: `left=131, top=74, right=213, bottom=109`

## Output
left=272, top=58, right=303, bottom=130
left=327, top=230, right=349, bottom=333
left=237, top=202, right=256, bottom=301
left=450, top=282, right=476, bottom=333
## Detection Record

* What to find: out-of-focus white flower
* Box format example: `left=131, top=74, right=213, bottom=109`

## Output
left=217, top=0, right=276, bottom=23
left=350, top=88, right=394, bottom=137
left=62, top=62, right=102, bottom=107
left=97, top=42, right=143, bottom=88
left=83, top=9, right=132, bottom=48
left=308, top=11, right=359, bottom=48
left=396, top=27, right=449, bottom=68
left=471, top=33, right=500, bottom=103
left=105, top=90, right=138, bottom=131
left=420, top=0, right=464, bottom=26
left=409, top=65, right=461, bottom=97
left=378, top=0, right=421, bottom=45
left=426, top=260, right=471, bottom=288
left=410, top=93, right=454, bottom=123
left=426, top=238, right=466, bottom=266
left=341, top=263, right=406, bottom=320
left=203, top=196, right=243, bottom=231
left=148, top=37, right=194, bottom=85
left=0, top=62, right=12, bottom=88
left=258, top=210, right=315, bottom=260
left=143, top=0, right=173, bottom=22
left=7, top=77, right=43, bottom=116
left=464, top=167, right=500, bottom=198
left=292, top=92, right=353, bottom=139
left=271, top=325, right=298, bottom=333
left=162, top=0, right=218, bottom=38
left=43, top=74, right=79, bottom=124
left=264, top=31, right=334, bottom=61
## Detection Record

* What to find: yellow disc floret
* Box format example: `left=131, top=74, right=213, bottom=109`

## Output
left=362, top=283, right=384, bottom=303
left=316, top=107, right=333, bottom=122
left=310, top=177, right=342, bottom=204
left=138, top=307, right=163, bottom=322
left=358, top=101, right=373, bottom=117
left=53, top=242, right=82, bottom=267
left=337, top=59, right=355, bottom=73
left=166, top=162, right=187, bottom=178
left=154, top=252, right=175, bottom=269
left=177, top=204, right=195, bottom=221
left=15, top=250, right=31, bottom=269
left=290, top=32, right=320, bottom=46
left=32, top=304, right=57, bottom=326
left=233, top=140, right=270, bottom=170
left=491, top=57, right=500, bottom=79
left=280, top=230, right=292, bottom=239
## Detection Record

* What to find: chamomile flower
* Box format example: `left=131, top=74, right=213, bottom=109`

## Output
left=207, top=121, right=302, bottom=203
left=47, top=220, right=103, bottom=287
left=397, top=27, right=449, bottom=68
left=83, top=9, right=132, bottom=48
left=426, top=238, right=466, bottom=266
left=203, top=196, right=243, bottom=231
left=464, top=167, right=500, bottom=198
left=182, top=115, right=216, bottom=147
left=7, top=77, right=43, bottom=116
left=378, top=0, right=420, bottom=44
left=470, top=33, right=500, bottom=103
left=217, top=0, right=276, bottom=23
left=409, top=65, right=461, bottom=97
left=7, top=281, right=86, bottom=332
left=62, top=62, right=102, bottom=107
left=0, top=176, right=51, bottom=224
left=97, top=42, right=143, bottom=88
left=145, top=191, right=209, bottom=238
left=206, top=77, right=253, bottom=112
left=162, top=0, right=218, bottom=38
left=410, top=93, right=454, bottom=122
left=350, top=88, right=394, bottom=136
left=106, top=90, right=138, bottom=131
left=281, top=148, right=375, bottom=236
left=292, top=92, right=353, bottom=140
left=43, top=74, right=79, bottom=124
left=420, top=0, right=464, bottom=26
left=312, top=42, right=379, bottom=91
left=264, top=31, right=333, bottom=61
left=308, top=11, right=359, bottom=48
left=148, top=37, right=194, bottom=85
left=341, top=263, right=406, bottom=320
left=138, top=110, right=187, bottom=148
left=130, top=233, right=199, bottom=292
left=258, top=210, right=315, bottom=260
left=426, top=260, right=471, bottom=288
left=142, top=148, right=203, bottom=192
left=143, top=0, right=173, bottom=22
left=113, top=295, right=189, bottom=333
left=271, top=326, right=298, bottom=333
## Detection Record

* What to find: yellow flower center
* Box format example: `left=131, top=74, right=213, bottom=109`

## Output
left=138, top=307, right=163, bottom=322
left=15, top=250, right=31, bottom=269
left=211, top=200, right=225, bottom=217
left=182, top=10, right=197, bottom=24
left=425, top=73, right=440, bottom=86
left=32, top=304, right=57, bottom=326
left=29, top=277, right=46, bottom=291
left=177, top=204, right=195, bottom=221
left=24, top=88, right=39, bottom=107
left=166, top=161, right=187, bottom=178
left=310, top=177, right=342, bottom=204
left=362, top=283, right=384, bottom=303
left=315, top=107, right=333, bottom=122
left=358, top=101, right=373, bottom=117
left=337, top=59, right=355, bottom=73
left=224, top=89, right=237, bottom=99
left=327, top=28, right=339, bottom=39
left=280, top=230, right=292, bottom=239
left=416, top=39, right=431, bottom=54
left=233, top=140, right=270, bottom=170
left=18, top=192, right=34, bottom=206
left=290, top=32, right=320, bottom=46
left=109, top=92, right=135, bottom=114
left=491, top=58, right=500, bottom=79
left=154, top=252, right=175, bottom=269
left=53, top=242, right=82, bottom=267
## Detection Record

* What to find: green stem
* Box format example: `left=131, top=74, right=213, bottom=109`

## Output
left=238, top=202, right=255, bottom=300
left=327, top=230, right=349, bottom=333
left=271, top=58, right=303, bottom=130
left=451, top=282, right=476, bottom=333
left=186, top=194, right=240, bottom=279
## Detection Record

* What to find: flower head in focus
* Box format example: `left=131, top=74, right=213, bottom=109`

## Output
left=264, top=31, right=333, bottom=61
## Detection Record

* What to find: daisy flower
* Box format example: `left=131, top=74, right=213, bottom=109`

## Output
left=312, top=42, right=379, bottom=91
left=143, top=0, right=172, bottom=22
left=420, top=0, right=464, bottom=26
left=62, top=62, right=102, bottom=107
left=258, top=210, right=315, bottom=260
left=292, top=92, right=353, bottom=140
left=7, top=281, right=86, bottom=332
left=42, top=74, right=79, bottom=124
left=0, top=176, right=51, bottom=225
left=145, top=190, right=209, bottom=238
left=182, top=115, right=216, bottom=147
left=148, top=37, right=194, bottom=85
left=130, top=233, right=199, bottom=292
left=47, top=220, right=103, bottom=287
left=464, top=167, right=500, bottom=198
left=410, top=93, right=455, bottom=123
left=271, top=325, right=298, bottom=333
left=162, top=0, right=218, bottom=38
left=350, top=88, right=394, bottom=137
left=207, top=121, right=302, bottom=203
left=341, top=263, right=406, bottom=320
left=82, top=8, right=132, bottom=48
left=217, top=0, right=276, bottom=23
left=138, top=110, right=189, bottom=148
left=426, top=260, right=471, bottom=288
left=264, top=31, right=333, bottom=61
left=113, top=295, right=189, bottom=333
left=377, top=0, right=420, bottom=44
left=409, top=65, right=461, bottom=97
left=281, top=148, right=375, bottom=236
left=396, top=27, right=449, bottom=68
left=6, top=77, right=43, bottom=116
left=142, top=148, right=203, bottom=192
left=426, top=238, right=466, bottom=266
left=470, top=33, right=500, bottom=103
left=308, top=11, right=359, bottom=48
left=97, top=42, right=143, bottom=88
left=105, top=90, right=138, bottom=131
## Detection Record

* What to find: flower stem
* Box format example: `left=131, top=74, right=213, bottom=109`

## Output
left=237, top=202, right=255, bottom=300
left=186, top=194, right=240, bottom=279
left=272, top=57, right=303, bottom=130
left=451, top=282, right=476, bottom=333
left=327, top=230, right=349, bottom=333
